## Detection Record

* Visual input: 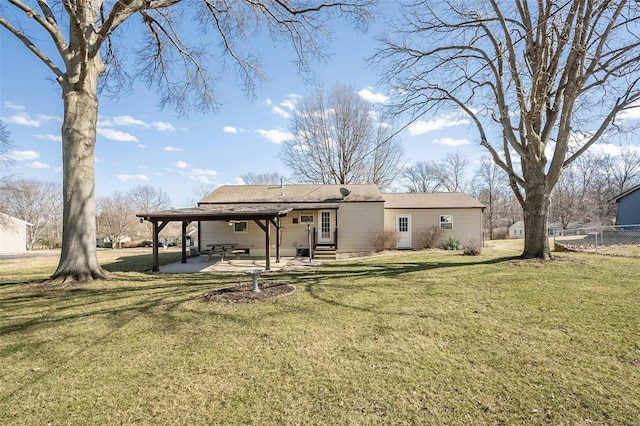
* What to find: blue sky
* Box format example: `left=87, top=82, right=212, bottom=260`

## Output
left=10, top=5, right=636, bottom=208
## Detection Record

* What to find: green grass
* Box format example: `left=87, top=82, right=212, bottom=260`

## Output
left=1, top=248, right=639, bottom=424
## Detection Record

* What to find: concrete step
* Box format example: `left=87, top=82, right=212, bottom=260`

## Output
left=313, top=247, right=336, bottom=260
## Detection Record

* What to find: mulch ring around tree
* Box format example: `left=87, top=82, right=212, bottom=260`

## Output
left=202, top=281, right=295, bottom=304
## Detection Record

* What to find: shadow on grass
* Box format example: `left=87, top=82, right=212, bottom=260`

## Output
left=292, top=254, right=521, bottom=315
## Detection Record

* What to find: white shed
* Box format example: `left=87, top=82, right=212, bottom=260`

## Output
left=508, top=221, right=525, bottom=239
left=0, top=214, right=32, bottom=255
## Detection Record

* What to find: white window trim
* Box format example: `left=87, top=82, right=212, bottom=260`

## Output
left=440, top=215, right=453, bottom=230
left=233, top=221, right=248, bottom=233
left=299, top=210, right=314, bottom=224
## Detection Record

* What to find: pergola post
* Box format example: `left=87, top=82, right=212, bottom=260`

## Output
left=276, top=217, right=281, bottom=264
left=265, top=220, right=271, bottom=271
left=181, top=221, right=188, bottom=264
left=151, top=220, right=169, bottom=273
left=152, top=220, right=159, bottom=272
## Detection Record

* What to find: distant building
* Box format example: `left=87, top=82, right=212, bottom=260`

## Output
left=610, top=184, right=640, bottom=226
left=0, top=214, right=32, bottom=255
left=509, top=221, right=525, bottom=239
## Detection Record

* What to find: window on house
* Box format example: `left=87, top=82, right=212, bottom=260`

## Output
left=300, top=210, right=314, bottom=224
left=234, top=221, right=248, bottom=233
left=440, top=215, right=453, bottom=230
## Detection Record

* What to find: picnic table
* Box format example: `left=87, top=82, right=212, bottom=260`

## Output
left=205, top=243, right=240, bottom=261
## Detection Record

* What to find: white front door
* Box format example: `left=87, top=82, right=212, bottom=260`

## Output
left=318, top=210, right=335, bottom=244
left=396, top=214, right=412, bottom=249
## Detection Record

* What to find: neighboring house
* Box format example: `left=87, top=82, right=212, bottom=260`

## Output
left=610, top=184, right=640, bottom=226
left=0, top=213, right=32, bottom=255
left=509, top=221, right=525, bottom=239
left=197, top=184, right=484, bottom=256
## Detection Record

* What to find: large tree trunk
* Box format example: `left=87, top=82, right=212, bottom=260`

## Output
left=51, top=59, right=108, bottom=283
left=521, top=188, right=552, bottom=260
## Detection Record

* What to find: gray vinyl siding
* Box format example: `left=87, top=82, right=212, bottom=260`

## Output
left=384, top=208, right=483, bottom=249
left=617, top=190, right=640, bottom=225
left=336, top=202, right=384, bottom=252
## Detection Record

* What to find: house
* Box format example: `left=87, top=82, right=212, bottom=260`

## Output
left=509, top=221, right=525, bottom=239
left=383, top=192, right=485, bottom=248
left=138, top=184, right=485, bottom=271
left=0, top=213, right=32, bottom=255
left=610, top=184, right=640, bottom=226
left=198, top=184, right=484, bottom=257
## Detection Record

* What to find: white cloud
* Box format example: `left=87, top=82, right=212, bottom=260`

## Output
left=3, top=112, right=40, bottom=127
left=192, top=168, right=217, bottom=176
left=618, top=103, right=640, bottom=121
left=152, top=121, right=176, bottom=132
left=37, top=114, right=62, bottom=123
left=138, top=144, right=147, bottom=149
left=586, top=143, right=640, bottom=157
left=4, top=101, right=25, bottom=111
left=265, top=98, right=272, bottom=105
left=255, top=128, right=294, bottom=144
left=177, top=167, right=218, bottom=184
left=117, top=174, right=149, bottom=182
left=35, top=134, right=62, bottom=142
left=10, top=150, right=40, bottom=161
left=408, top=115, right=470, bottom=136
left=432, top=137, right=471, bottom=146
left=97, top=118, right=113, bottom=127
left=54, top=166, right=63, bottom=173
left=223, top=126, right=238, bottom=134
left=30, top=161, right=50, bottom=169
left=175, top=160, right=190, bottom=168
left=113, top=115, right=150, bottom=128
left=378, top=122, right=392, bottom=129
left=270, top=94, right=301, bottom=118
left=358, top=87, right=389, bottom=104
left=97, top=128, right=138, bottom=142
left=272, top=106, right=291, bottom=119
left=164, top=146, right=183, bottom=152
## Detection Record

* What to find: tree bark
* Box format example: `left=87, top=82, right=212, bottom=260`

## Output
left=51, top=59, right=109, bottom=283
left=521, top=189, right=552, bottom=260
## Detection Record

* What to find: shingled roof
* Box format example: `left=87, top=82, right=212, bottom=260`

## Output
left=382, top=192, right=485, bottom=209
left=199, top=184, right=384, bottom=204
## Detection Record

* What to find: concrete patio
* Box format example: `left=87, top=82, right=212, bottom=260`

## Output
left=157, top=254, right=295, bottom=273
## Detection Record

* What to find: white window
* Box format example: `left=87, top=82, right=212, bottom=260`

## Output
left=300, top=210, right=314, bottom=224
left=234, top=221, right=248, bottom=233
left=440, top=215, right=453, bottom=230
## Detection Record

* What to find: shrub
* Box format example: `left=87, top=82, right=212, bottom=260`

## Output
left=372, top=229, right=399, bottom=252
left=441, top=236, right=461, bottom=251
left=462, top=239, right=482, bottom=255
left=418, top=225, right=444, bottom=248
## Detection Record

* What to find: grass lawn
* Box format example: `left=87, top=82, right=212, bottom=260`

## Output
left=1, top=246, right=639, bottom=424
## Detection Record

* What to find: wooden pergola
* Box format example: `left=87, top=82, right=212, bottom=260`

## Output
left=136, top=205, right=292, bottom=272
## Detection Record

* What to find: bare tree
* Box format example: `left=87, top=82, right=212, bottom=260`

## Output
left=97, top=192, right=137, bottom=249
left=1, top=0, right=373, bottom=282
left=376, top=0, right=640, bottom=259
left=403, top=151, right=470, bottom=192
left=402, top=161, right=441, bottom=192
left=127, top=185, right=172, bottom=239
left=0, top=180, right=62, bottom=249
left=0, top=120, right=13, bottom=185
left=549, top=169, right=583, bottom=229
left=281, top=84, right=404, bottom=189
left=432, top=151, right=469, bottom=192
left=472, top=157, right=509, bottom=239
left=241, top=172, right=287, bottom=185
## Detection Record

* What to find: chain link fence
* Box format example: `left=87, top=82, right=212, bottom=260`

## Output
left=552, top=224, right=640, bottom=253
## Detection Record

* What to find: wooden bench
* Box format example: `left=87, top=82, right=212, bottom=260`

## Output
left=230, top=249, right=247, bottom=259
